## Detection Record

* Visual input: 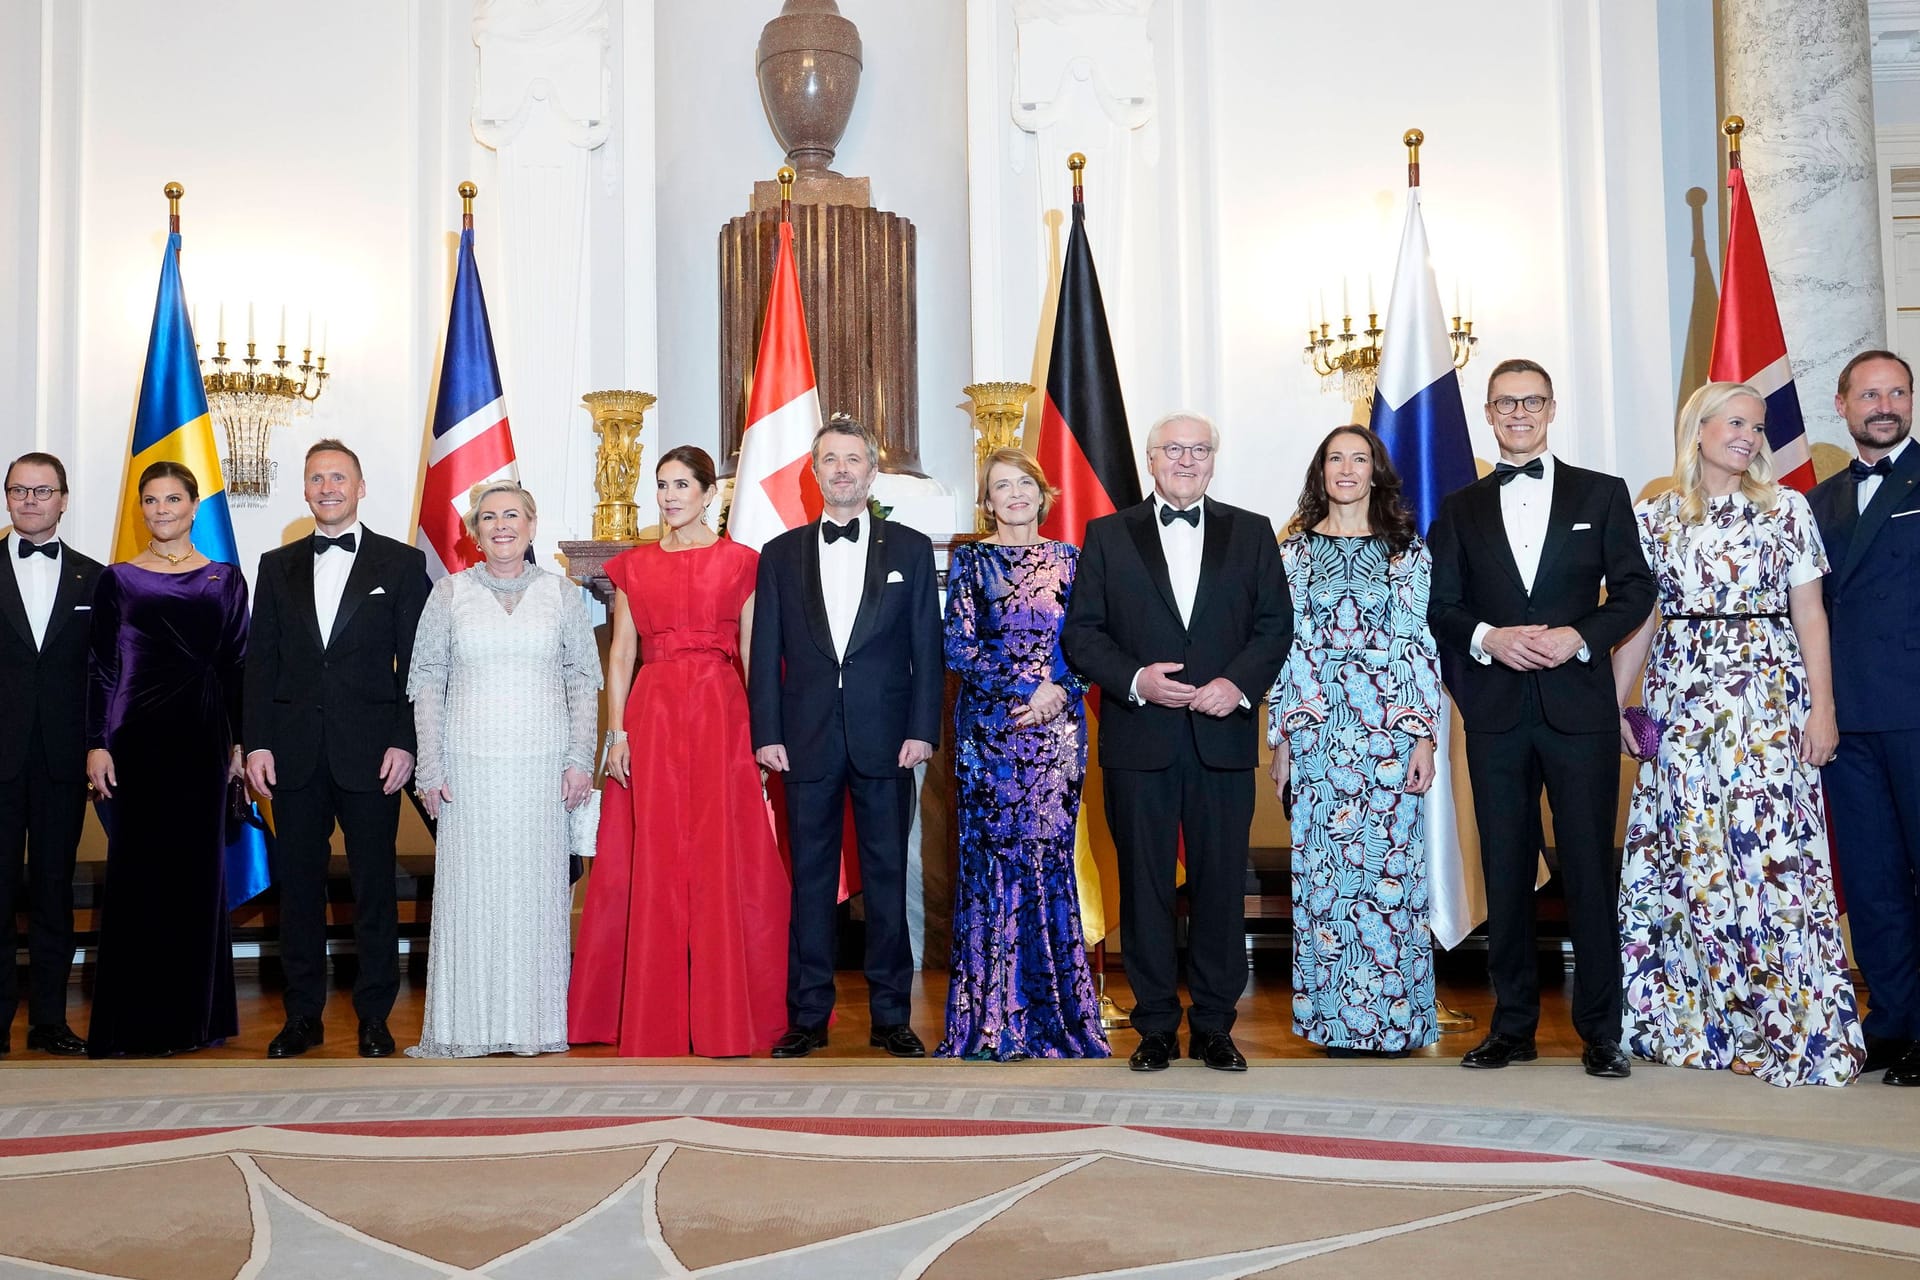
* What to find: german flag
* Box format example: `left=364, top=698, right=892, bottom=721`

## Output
left=1036, top=158, right=1141, bottom=946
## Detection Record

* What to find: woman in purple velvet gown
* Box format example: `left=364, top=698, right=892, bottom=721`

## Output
left=84, top=461, right=249, bottom=1057
left=937, top=449, right=1109, bottom=1061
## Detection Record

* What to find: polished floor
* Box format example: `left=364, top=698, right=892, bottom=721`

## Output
left=3, top=950, right=1595, bottom=1062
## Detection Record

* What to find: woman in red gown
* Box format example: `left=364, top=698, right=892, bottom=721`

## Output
left=568, top=446, right=789, bottom=1055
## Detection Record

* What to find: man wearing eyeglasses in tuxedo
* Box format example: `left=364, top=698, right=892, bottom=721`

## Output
left=0, top=453, right=102, bottom=1056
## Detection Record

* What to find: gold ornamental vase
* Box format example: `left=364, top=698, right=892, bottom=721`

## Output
left=582, top=390, right=657, bottom=542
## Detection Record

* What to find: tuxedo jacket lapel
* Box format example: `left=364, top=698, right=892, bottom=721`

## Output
left=1839, top=450, right=1920, bottom=586
left=1466, top=479, right=1526, bottom=595
left=1529, top=466, right=1582, bottom=590
left=327, top=531, right=384, bottom=648
left=1189, top=500, right=1230, bottom=627
left=798, top=522, right=837, bottom=661
left=844, top=517, right=888, bottom=657
left=0, top=539, right=35, bottom=649
left=39, top=556, right=92, bottom=650
left=284, top=543, right=326, bottom=650
left=1124, top=503, right=1183, bottom=625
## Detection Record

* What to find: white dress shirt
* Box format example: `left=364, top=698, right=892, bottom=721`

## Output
left=313, top=521, right=363, bottom=647
left=819, top=510, right=867, bottom=665
left=1469, top=454, right=1586, bottom=664
left=8, top=535, right=62, bottom=650
left=1128, top=495, right=1207, bottom=704
left=1858, top=436, right=1912, bottom=512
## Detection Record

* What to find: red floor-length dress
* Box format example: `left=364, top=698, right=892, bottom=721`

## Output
left=567, top=538, right=790, bottom=1056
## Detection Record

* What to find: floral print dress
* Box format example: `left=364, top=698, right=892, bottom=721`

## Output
left=1619, top=489, right=1863, bottom=1086
left=1267, top=532, right=1442, bottom=1052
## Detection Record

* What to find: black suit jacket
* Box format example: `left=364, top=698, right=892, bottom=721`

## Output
left=1426, top=460, right=1654, bottom=734
left=748, top=516, right=943, bottom=781
left=1809, top=442, right=1920, bottom=733
left=243, top=527, right=429, bottom=791
left=1060, top=498, right=1292, bottom=771
left=0, top=536, right=104, bottom=783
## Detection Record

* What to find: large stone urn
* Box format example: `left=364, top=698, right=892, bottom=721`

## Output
left=756, top=0, right=862, bottom=175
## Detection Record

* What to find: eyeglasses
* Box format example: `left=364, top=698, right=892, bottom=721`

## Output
left=1151, top=443, right=1214, bottom=462
left=4, top=485, right=62, bottom=502
left=1488, top=395, right=1551, bottom=414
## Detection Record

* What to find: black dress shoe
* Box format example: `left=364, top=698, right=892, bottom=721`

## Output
left=771, top=1025, right=828, bottom=1058
left=266, top=1016, right=325, bottom=1059
left=1129, top=1031, right=1180, bottom=1072
left=1885, top=1043, right=1920, bottom=1087
left=25, top=1023, right=87, bottom=1057
left=358, top=1018, right=396, bottom=1059
left=1864, top=1035, right=1913, bottom=1075
left=1189, top=1030, right=1248, bottom=1072
left=1460, top=1032, right=1537, bottom=1069
left=869, top=1024, right=927, bottom=1058
left=1582, top=1040, right=1632, bottom=1079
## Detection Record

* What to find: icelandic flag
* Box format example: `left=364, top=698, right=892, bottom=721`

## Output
left=1710, top=160, right=1813, bottom=491
left=1369, top=188, right=1480, bottom=950
left=111, top=232, right=272, bottom=909
left=416, top=223, right=520, bottom=579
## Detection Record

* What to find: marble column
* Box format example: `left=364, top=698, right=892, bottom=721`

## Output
left=1722, top=0, right=1885, bottom=456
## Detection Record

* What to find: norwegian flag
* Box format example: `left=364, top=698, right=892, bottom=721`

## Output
left=417, top=213, right=520, bottom=578
left=1710, top=156, right=1813, bottom=491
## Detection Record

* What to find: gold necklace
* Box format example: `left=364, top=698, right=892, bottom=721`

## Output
left=148, top=540, right=194, bottom=565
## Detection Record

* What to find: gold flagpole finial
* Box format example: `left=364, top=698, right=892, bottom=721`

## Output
left=777, top=165, right=795, bottom=221
left=1723, top=114, right=1745, bottom=164
left=1069, top=152, right=1085, bottom=202
left=164, top=181, right=184, bottom=233
left=458, top=181, right=477, bottom=229
left=1404, top=129, right=1424, bottom=188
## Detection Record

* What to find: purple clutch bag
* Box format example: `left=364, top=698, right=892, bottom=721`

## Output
left=1621, top=705, right=1664, bottom=760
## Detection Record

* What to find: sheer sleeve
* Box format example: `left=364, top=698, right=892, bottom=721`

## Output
left=1388, top=540, right=1442, bottom=739
left=1266, top=537, right=1314, bottom=748
left=407, top=575, right=457, bottom=792
left=557, top=578, right=604, bottom=774
left=85, top=568, right=122, bottom=751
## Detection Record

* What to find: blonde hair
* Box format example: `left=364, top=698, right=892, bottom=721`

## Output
left=461, top=480, right=538, bottom=538
left=975, top=447, right=1059, bottom=529
left=1673, top=381, right=1778, bottom=525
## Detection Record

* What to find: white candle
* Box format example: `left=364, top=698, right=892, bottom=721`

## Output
left=1306, top=299, right=1314, bottom=332
left=191, top=303, right=198, bottom=339
left=218, top=303, right=225, bottom=343
left=1453, top=280, right=1461, bottom=318
left=1319, top=290, right=1327, bottom=326
left=320, top=320, right=328, bottom=359
left=305, top=310, right=313, bottom=351
left=279, top=305, right=287, bottom=344
left=1368, top=274, right=1376, bottom=313
left=1342, top=276, right=1350, bottom=318
left=248, top=302, right=255, bottom=342
left=1466, top=284, right=1474, bottom=322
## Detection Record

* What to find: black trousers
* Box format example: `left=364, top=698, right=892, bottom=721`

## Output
left=1824, top=728, right=1920, bottom=1042
left=782, top=704, right=915, bottom=1028
left=270, top=768, right=402, bottom=1022
left=1104, top=731, right=1254, bottom=1037
left=0, top=748, right=86, bottom=1027
left=1464, top=694, right=1623, bottom=1045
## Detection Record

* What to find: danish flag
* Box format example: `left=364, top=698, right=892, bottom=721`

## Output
left=728, top=217, right=824, bottom=551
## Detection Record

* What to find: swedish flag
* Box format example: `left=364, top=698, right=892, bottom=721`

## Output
left=112, top=230, right=272, bottom=908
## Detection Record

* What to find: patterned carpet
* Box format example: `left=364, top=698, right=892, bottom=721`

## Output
left=2, top=1060, right=1916, bottom=1278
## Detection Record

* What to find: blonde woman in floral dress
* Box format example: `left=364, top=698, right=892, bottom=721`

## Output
left=1611, top=381, right=1864, bottom=1086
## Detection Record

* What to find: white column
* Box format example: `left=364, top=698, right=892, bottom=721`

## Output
left=1723, top=0, right=1886, bottom=452
left=471, top=0, right=612, bottom=544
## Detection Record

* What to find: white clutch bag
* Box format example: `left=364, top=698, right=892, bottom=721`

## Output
left=568, top=788, right=602, bottom=860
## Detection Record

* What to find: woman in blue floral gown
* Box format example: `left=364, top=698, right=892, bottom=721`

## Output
left=1612, top=382, right=1863, bottom=1086
left=937, top=449, right=1109, bottom=1061
left=1268, top=425, right=1442, bottom=1057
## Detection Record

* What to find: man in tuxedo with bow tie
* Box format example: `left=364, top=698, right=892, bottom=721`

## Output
left=1426, top=358, right=1652, bottom=1078
left=1060, top=412, right=1292, bottom=1072
left=1809, top=349, right=1920, bottom=1087
left=0, top=454, right=101, bottom=1056
left=750, top=416, right=942, bottom=1058
left=244, top=440, right=428, bottom=1058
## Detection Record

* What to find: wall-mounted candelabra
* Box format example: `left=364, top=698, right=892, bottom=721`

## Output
left=197, top=305, right=330, bottom=505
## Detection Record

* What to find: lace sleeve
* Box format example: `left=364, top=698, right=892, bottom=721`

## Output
left=557, top=580, right=604, bottom=774
left=407, top=576, right=457, bottom=791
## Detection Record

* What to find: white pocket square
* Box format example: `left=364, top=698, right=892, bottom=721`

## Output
left=1572, top=522, right=1593, bottom=531
left=369, top=585, right=387, bottom=594
left=1892, top=508, right=1920, bottom=519
left=73, top=604, right=90, bottom=610
left=886, top=570, right=905, bottom=583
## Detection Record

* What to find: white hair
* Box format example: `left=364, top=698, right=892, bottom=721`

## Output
left=1145, top=410, right=1220, bottom=452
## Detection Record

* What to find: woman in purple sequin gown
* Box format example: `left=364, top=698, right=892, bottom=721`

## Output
left=84, top=462, right=249, bottom=1057
left=938, top=449, right=1109, bottom=1061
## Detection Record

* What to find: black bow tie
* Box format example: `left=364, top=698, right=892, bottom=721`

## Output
left=16, top=539, right=57, bottom=560
left=822, top=519, right=860, bottom=545
left=1494, top=458, right=1545, bottom=485
left=1849, top=456, right=1894, bottom=482
left=1159, top=503, right=1200, bottom=528
left=312, top=531, right=357, bottom=554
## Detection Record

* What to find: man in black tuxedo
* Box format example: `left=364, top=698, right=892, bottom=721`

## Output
left=750, top=417, right=943, bottom=1059
left=1809, top=349, right=1920, bottom=1087
left=1427, top=358, right=1652, bottom=1078
left=0, top=453, right=101, bottom=1056
left=1061, top=412, right=1291, bottom=1072
left=244, top=439, right=428, bottom=1058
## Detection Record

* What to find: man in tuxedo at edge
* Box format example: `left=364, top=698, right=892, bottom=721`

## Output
left=0, top=453, right=102, bottom=1056
left=245, top=439, right=428, bottom=1058
left=750, top=416, right=943, bottom=1058
left=1060, top=411, right=1292, bottom=1072
left=1809, top=349, right=1920, bottom=1087
left=1426, top=358, right=1652, bottom=1078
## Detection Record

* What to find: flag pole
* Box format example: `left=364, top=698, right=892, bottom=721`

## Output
left=459, top=180, right=477, bottom=230
left=165, top=181, right=183, bottom=235
left=1402, top=126, right=1476, bottom=1036
left=1724, top=113, right=1744, bottom=170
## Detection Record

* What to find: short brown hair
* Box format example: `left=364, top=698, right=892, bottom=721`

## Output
left=975, top=448, right=1059, bottom=529
left=658, top=444, right=717, bottom=491
left=1486, top=358, right=1554, bottom=402
left=305, top=438, right=363, bottom=475
left=5, top=452, right=68, bottom=492
left=811, top=414, right=881, bottom=467
left=1836, top=349, right=1914, bottom=396
left=138, top=459, right=199, bottom=501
